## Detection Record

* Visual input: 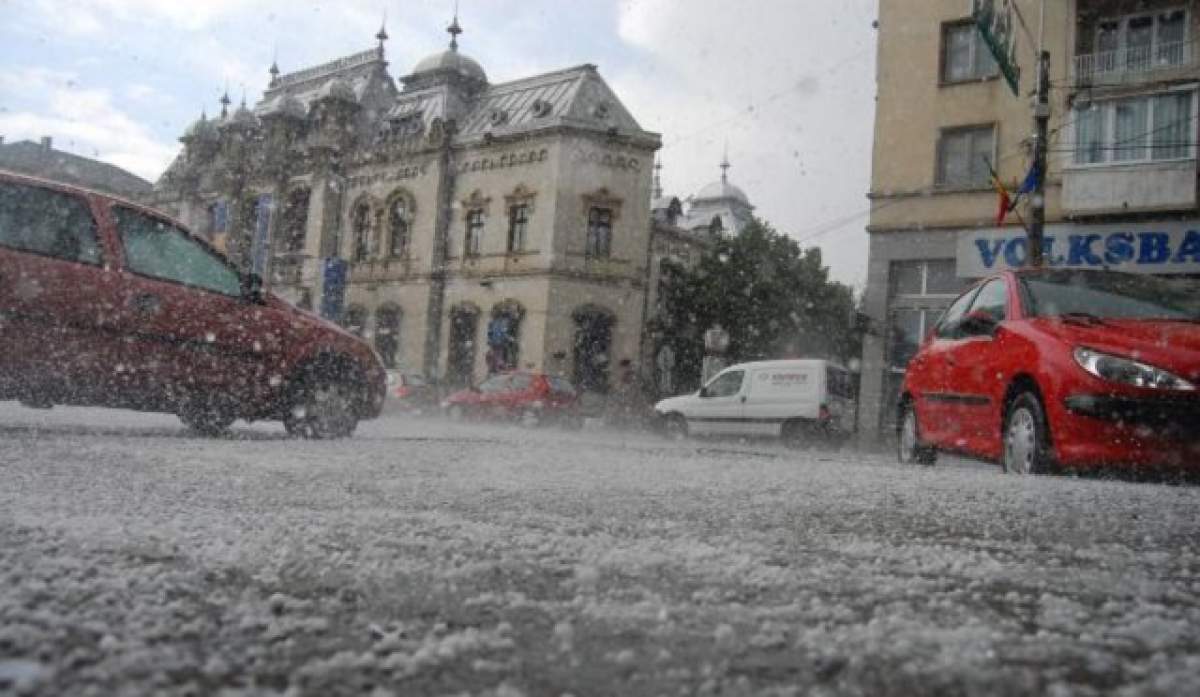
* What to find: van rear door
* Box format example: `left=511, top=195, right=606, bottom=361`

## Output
left=745, top=365, right=820, bottom=436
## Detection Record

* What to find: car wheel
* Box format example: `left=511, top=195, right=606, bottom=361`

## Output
left=897, top=400, right=936, bottom=465
left=781, top=419, right=807, bottom=449
left=284, top=364, right=360, bottom=440
left=663, top=414, right=688, bottom=441
left=1003, top=392, right=1054, bottom=475
left=179, top=395, right=236, bottom=437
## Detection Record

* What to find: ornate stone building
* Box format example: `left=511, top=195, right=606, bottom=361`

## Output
left=149, top=19, right=663, bottom=392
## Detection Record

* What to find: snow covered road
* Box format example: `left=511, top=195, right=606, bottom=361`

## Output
left=1, top=402, right=1199, bottom=696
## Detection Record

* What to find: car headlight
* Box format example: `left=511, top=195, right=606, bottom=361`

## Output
left=1073, top=347, right=1196, bottom=391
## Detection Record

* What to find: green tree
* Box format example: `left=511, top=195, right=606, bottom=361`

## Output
left=650, top=217, right=861, bottom=394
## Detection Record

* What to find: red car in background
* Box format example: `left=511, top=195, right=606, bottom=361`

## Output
left=386, top=370, right=438, bottom=413
left=897, top=268, right=1200, bottom=474
left=0, top=170, right=385, bottom=438
left=442, top=371, right=583, bottom=428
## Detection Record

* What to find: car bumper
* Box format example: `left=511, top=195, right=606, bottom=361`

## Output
left=1053, top=394, right=1200, bottom=469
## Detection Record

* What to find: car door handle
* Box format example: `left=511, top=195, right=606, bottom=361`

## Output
left=130, top=293, right=161, bottom=315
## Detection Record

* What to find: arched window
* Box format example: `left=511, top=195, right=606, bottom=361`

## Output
left=388, top=197, right=410, bottom=257
left=375, top=305, right=402, bottom=369
left=344, top=305, right=367, bottom=337
left=281, top=188, right=310, bottom=254
left=352, top=202, right=372, bottom=262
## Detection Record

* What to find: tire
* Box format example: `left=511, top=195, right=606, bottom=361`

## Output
left=781, top=419, right=807, bottom=449
left=897, top=400, right=936, bottom=465
left=284, top=361, right=361, bottom=440
left=663, top=414, right=688, bottom=441
left=1003, top=391, right=1054, bottom=475
left=179, top=395, right=236, bottom=437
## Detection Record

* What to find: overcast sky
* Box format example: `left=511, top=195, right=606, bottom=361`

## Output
left=0, top=0, right=879, bottom=288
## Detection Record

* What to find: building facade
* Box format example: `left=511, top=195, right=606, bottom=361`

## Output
left=859, top=0, right=1200, bottom=443
left=149, top=21, right=664, bottom=393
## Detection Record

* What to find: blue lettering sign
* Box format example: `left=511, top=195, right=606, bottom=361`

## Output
left=1174, top=230, right=1200, bottom=263
left=1137, top=232, right=1170, bottom=264
left=1004, top=237, right=1027, bottom=267
left=975, top=239, right=1005, bottom=269
left=1103, top=232, right=1135, bottom=266
left=1068, top=234, right=1103, bottom=266
left=1044, top=235, right=1065, bottom=266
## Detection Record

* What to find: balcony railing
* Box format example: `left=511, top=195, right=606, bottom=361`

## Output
left=1074, top=40, right=1195, bottom=84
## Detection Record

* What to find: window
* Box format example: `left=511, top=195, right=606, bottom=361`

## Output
left=586, top=206, right=613, bottom=257
left=280, top=188, right=309, bottom=254
left=704, top=369, right=744, bottom=398
left=352, top=203, right=372, bottom=262
left=507, top=203, right=528, bottom=253
left=465, top=209, right=484, bottom=257
left=375, top=306, right=401, bottom=369
left=941, top=21, right=998, bottom=83
left=967, top=278, right=1008, bottom=321
left=936, top=125, right=994, bottom=188
left=890, top=260, right=963, bottom=297
left=0, top=181, right=100, bottom=265
left=1074, top=91, right=1195, bottom=165
left=343, top=305, right=367, bottom=337
left=205, top=200, right=228, bottom=241
left=388, top=198, right=409, bottom=257
left=478, top=374, right=511, bottom=393
left=115, top=207, right=241, bottom=296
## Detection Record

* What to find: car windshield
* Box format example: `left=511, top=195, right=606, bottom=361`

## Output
left=476, top=375, right=511, bottom=393
left=1021, top=271, right=1200, bottom=320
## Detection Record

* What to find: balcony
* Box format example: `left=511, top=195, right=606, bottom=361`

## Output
left=1072, top=40, right=1196, bottom=88
left=1063, top=159, right=1197, bottom=215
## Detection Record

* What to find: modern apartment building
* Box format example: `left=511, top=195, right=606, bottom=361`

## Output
left=859, top=0, right=1200, bottom=443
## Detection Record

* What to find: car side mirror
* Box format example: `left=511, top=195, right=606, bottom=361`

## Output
left=698, top=387, right=711, bottom=398
left=241, top=272, right=265, bottom=304
left=960, top=310, right=999, bottom=337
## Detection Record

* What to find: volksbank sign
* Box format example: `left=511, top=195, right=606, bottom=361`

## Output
left=957, top=222, right=1200, bottom=277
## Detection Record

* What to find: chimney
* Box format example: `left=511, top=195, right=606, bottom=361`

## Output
left=41, top=136, right=52, bottom=151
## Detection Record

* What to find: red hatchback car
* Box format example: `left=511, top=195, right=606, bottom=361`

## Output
left=898, top=268, right=1200, bottom=474
left=0, top=170, right=385, bottom=438
left=442, top=371, right=583, bottom=428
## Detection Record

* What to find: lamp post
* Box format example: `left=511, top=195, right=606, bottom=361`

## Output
left=702, top=324, right=730, bottom=385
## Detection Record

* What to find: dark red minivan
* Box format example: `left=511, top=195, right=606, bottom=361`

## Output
left=898, top=268, right=1200, bottom=474
left=0, top=170, right=385, bottom=438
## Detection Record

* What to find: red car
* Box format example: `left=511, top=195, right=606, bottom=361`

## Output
left=0, top=170, right=385, bottom=438
left=441, top=371, right=583, bottom=428
left=897, top=268, right=1200, bottom=474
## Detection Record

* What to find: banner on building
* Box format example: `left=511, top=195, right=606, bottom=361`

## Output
left=958, top=221, right=1200, bottom=277
left=972, top=0, right=1021, bottom=95
left=251, top=194, right=273, bottom=277
left=320, top=257, right=348, bottom=321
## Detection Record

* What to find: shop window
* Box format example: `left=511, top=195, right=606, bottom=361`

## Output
left=375, top=306, right=401, bottom=369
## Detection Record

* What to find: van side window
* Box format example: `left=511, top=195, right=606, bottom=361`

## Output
left=705, top=370, right=744, bottom=398
left=114, top=207, right=242, bottom=297
left=0, top=181, right=101, bottom=265
left=826, top=367, right=855, bottom=399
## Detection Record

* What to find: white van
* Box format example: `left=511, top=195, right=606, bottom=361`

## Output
left=653, top=359, right=857, bottom=446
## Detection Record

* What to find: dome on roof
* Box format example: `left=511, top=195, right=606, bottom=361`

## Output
left=259, top=94, right=307, bottom=120
left=315, top=77, right=357, bottom=104
left=220, top=103, right=259, bottom=130
left=694, top=179, right=750, bottom=206
left=183, top=114, right=218, bottom=141
left=411, top=48, right=487, bottom=83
